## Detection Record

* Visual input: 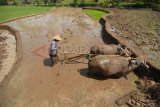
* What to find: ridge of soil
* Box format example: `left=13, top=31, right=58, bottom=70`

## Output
left=0, top=32, right=7, bottom=71
left=0, top=25, right=22, bottom=87
left=0, top=29, right=16, bottom=83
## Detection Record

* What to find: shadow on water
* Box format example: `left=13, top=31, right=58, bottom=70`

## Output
left=43, top=58, right=52, bottom=67
left=99, top=18, right=119, bottom=45
left=79, top=68, right=123, bottom=80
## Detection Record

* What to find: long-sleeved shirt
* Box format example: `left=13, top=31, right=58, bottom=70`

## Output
left=48, top=40, right=57, bottom=55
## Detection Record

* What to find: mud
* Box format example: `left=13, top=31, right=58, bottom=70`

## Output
left=105, top=8, right=160, bottom=69
left=0, top=25, right=22, bottom=88
left=0, top=7, right=138, bottom=107
left=0, top=29, right=16, bottom=83
left=0, top=32, right=7, bottom=71
left=127, top=80, right=160, bottom=107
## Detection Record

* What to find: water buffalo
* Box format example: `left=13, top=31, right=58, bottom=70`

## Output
left=88, top=55, right=147, bottom=78
left=90, top=44, right=131, bottom=57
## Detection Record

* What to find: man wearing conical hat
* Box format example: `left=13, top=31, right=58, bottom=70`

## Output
left=48, top=35, right=62, bottom=66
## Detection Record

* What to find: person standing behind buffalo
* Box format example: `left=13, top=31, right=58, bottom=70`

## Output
left=48, top=35, right=62, bottom=66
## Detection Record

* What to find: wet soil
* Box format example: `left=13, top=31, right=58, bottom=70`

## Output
left=125, top=80, right=160, bottom=107
left=0, top=30, right=16, bottom=82
left=105, top=8, right=160, bottom=69
left=0, top=7, right=138, bottom=107
left=0, top=31, right=7, bottom=71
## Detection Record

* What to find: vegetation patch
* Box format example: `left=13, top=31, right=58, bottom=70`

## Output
left=0, top=6, right=53, bottom=22
left=83, top=9, right=108, bottom=21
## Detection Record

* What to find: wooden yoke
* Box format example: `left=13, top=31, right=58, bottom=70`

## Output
left=119, top=47, right=130, bottom=57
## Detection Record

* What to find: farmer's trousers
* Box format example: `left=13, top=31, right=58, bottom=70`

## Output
left=49, top=54, right=57, bottom=66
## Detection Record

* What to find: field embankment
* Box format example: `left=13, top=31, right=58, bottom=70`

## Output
left=0, top=25, right=22, bottom=86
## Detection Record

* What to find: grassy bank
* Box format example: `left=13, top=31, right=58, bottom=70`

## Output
left=83, top=9, right=108, bottom=21
left=0, top=6, right=53, bottom=22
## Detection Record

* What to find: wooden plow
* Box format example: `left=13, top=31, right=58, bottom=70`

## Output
left=56, top=52, right=94, bottom=76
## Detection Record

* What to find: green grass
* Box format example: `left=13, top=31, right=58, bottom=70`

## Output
left=83, top=9, right=108, bottom=21
left=0, top=6, right=53, bottom=22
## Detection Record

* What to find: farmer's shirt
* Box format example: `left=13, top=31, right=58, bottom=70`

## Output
left=48, top=40, right=57, bottom=55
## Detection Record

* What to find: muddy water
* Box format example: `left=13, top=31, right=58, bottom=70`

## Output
left=0, top=7, right=138, bottom=107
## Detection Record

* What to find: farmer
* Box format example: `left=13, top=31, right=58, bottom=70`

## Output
left=48, top=35, right=62, bottom=66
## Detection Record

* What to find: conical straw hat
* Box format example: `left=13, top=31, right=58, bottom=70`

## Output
left=51, top=35, right=62, bottom=41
